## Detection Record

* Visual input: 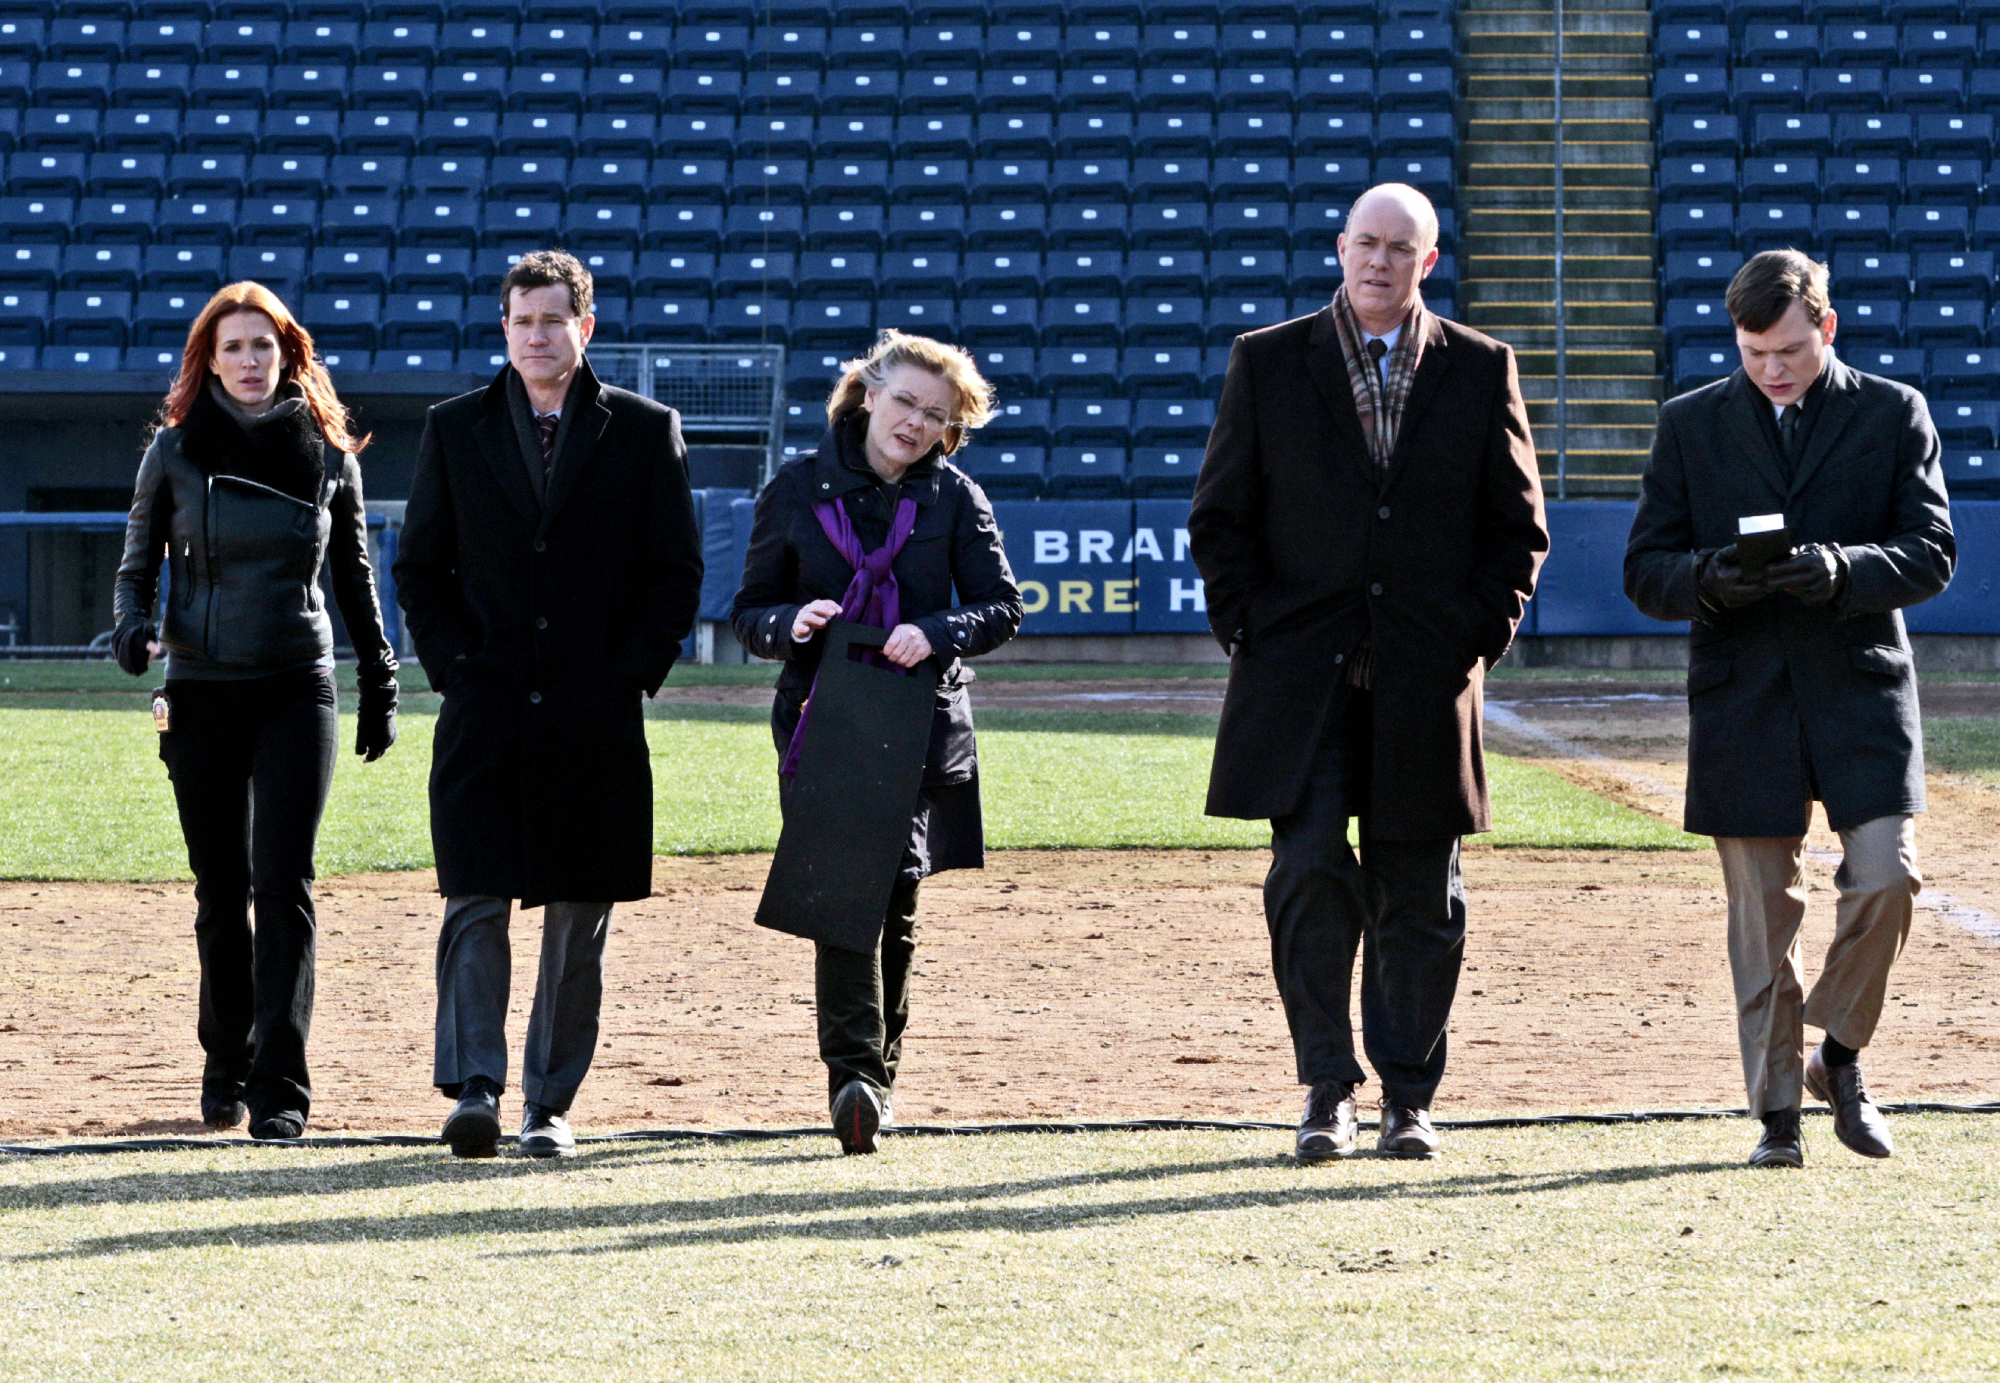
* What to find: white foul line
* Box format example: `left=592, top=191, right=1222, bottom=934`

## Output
left=1486, top=702, right=2000, bottom=948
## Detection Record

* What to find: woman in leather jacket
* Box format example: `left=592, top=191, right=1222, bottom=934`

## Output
left=111, top=281, right=399, bottom=1141
left=733, top=331, right=1022, bottom=1155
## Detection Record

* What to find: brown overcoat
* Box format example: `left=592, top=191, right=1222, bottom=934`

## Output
left=1189, top=307, right=1548, bottom=837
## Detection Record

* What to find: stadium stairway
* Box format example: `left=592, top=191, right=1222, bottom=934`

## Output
left=1458, top=0, right=1660, bottom=498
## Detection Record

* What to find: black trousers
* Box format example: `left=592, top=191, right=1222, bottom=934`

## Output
left=433, top=896, right=612, bottom=1113
left=815, top=879, right=921, bottom=1101
left=157, top=666, right=337, bottom=1125
left=1264, top=686, right=1467, bottom=1110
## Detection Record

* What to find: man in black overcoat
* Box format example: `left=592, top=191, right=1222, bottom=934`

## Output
left=1626, top=249, right=1954, bottom=1169
left=394, top=250, right=702, bottom=1158
left=1190, top=183, right=1548, bottom=1162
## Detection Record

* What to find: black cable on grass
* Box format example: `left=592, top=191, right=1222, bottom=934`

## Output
left=3, top=1102, right=1998, bottom=1157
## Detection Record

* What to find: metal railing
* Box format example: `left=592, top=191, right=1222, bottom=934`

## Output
left=587, top=343, right=787, bottom=481
left=1552, top=0, right=1569, bottom=501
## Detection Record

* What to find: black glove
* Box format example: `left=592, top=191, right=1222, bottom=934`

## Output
left=111, top=614, right=155, bottom=677
left=1696, top=546, right=1768, bottom=610
left=355, top=675, right=398, bottom=762
left=1763, top=542, right=1846, bottom=606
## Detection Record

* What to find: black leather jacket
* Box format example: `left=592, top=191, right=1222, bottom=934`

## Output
left=113, top=389, right=396, bottom=679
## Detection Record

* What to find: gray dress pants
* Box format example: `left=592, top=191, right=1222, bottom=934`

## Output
left=433, top=895, right=612, bottom=1113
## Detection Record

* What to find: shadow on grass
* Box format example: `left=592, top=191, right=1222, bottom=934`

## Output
left=11, top=1153, right=1742, bottom=1262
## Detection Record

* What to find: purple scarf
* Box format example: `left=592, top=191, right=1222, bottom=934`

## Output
left=778, top=493, right=921, bottom=778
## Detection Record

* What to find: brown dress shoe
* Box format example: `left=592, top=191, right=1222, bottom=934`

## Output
left=1749, top=1108, right=1805, bottom=1168
left=1295, top=1080, right=1358, bottom=1163
left=1377, top=1104, right=1440, bottom=1158
left=1805, top=1046, right=1894, bottom=1159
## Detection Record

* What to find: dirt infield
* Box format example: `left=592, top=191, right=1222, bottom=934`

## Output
left=2, top=675, right=1997, bottom=1142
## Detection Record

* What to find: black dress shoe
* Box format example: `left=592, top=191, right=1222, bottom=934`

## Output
left=830, top=1079, right=883, bottom=1156
left=1750, top=1108, right=1805, bottom=1168
left=442, top=1076, right=503, bottom=1159
left=1378, top=1104, right=1441, bottom=1158
left=248, top=1113, right=304, bottom=1141
left=201, top=1096, right=247, bottom=1132
left=1295, top=1080, right=1358, bottom=1163
left=520, top=1102, right=576, bottom=1159
left=1805, top=1046, right=1894, bottom=1159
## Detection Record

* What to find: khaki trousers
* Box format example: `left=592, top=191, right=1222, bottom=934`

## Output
left=1716, top=815, right=1919, bottom=1115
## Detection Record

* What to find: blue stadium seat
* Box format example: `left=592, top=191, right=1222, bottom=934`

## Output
left=1052, top=112, right=1132, bottom=159
left=418, top=112, right=498, bottom=157
left=1968, top=206, right=2000, bottom=252
left=1929, top=347, right=2000, bottom=398
left=1660, top=202, right=1736, bottom=252
left=1657, top=67, right=1730, bottom=116
left=360, top=20, right=440, bottom=65
left=1738, top=202, right=1814, bottom=253
left=508, top=67, right=587, bottom=116
left=1941, top=449, right=2000, bottom=495
left=123, top=344, right=180, bottom=374
left=1900, top=22, right=1977, bottom=69
left=1053, top=396, right=1132, bottom=444
left=874, top=296, right=955, bottom=334
left=185, top=109, right=259, bottom=155
left=134, top=288, right=204, bottom=342
left=1663, top=298, right=1733, bottom=351
left=1219, top=20, right=1294, bottom=64
left=250, top=154, right=328, bottom=199
left=1133, top=396, right=1214, bottom=445
left=1299, top=21, right=1375, bottom=65
left=891, top=158, right=971, bottom=204
left=409, top=155, right=486, bottom=195
left=1907, top=297, right=1984, bottom=346
left=1377, top=65, right=1454, bottom=114
left=565, top=202, right=642, bottom=251
left=900, top=114, right=977, bottom=161
left=1040, top=345, right=1121, bottom=394
left=1935, top=400, right=2000, bottom=447
left=803, top=204, right=885, bottom=253
left=1046, top=445, right=1129, bottom=498
left=983, top=395, right=1052, bottom=442
left=1805, top=68, right=1885, bottom=116
left=314, top=245, right=393, bottom=293
left=0, top=19, right=43, bottom=63
left=1905, top=158, right=1982, bottom=205
left=1290, top=248, right=1344, bottom=297
left=207, top=20, right=284, bottom=65
left=50, top=289, right=132, bottom=346
left=961, top=251, right=1039, bottom=300
left=1206, top=294, right=1285, bottom=344
left=229, top=246, right=307, bottom=298
left=1741, top=21, right=1818, bottom=64
left=1658, top=156, right=1738, bottom=205
left=1065, top=23, right=1142, bottom=68
left=381, top=291, right=462, bottom=348
left=77, top=195, right=156, bottom=245
left=1124, top=345, right=1205, bottom=395
left=1754, top=113, right=1833, bottom=158
left=1660, top=114, right=1741, bottom=158
left=265, top=110, right=340, bottom=156
left=399, top=195, right=479, bottom=248
left=348, top=66, right=429, bottom=113
left=518, top=19, right=592, bottom=65
left=1296, top=112, right=1373, bottom=158
left=886, top=204, right=966, bottom=251
left=665, top=70, right=743, bottom=115
left=1836, top=113, right=1915, bottom=159
left=237, top=194, right=315, bottom=246
left=1915, top=250, right=1994, bottom=301
left=481, top=199, right=561, bottom=249
left=7, top=152, right=87, bottom=200
left=656, top=116, right=735, bottom=161
left=1822, top=20, right=1896, bottom=67
left=141, top=242, right=224, bottom=291
left=627, top=296, right=710, bottom=342
left=1044, top=296, right=1123, bottom=346
left=1917, top=114, right=1995, bottom=161
left=487, top=155, right=568, bottom=202
left=1211, top=200, right=1288, bottom=248
left=1742, top=156, right=1819, bottom=202
left=880, top=251, right=958, bottom=297
left=817, top=116, right=895, bottom=162
left=712, top=297, right=789, bottom=344
left=1296, top=67, right=1374, bottom=115
left=1128, top=201, right=1205, bottom=250
left=633, top=250, right=715, bottom=298
left=1892, top=203, right=1969, bottom=254
left=1834, top=299, right=1904, bottom=348
left=301, top=290, right=379, bottom=349
left=1216, top=67, right=1293, bottom=114
left=0, top=289, right=48, bottom=345
left=573, top=114, right=653, bottom=158
left=1816, top=203, right=1894, bottom=252
left=1208, top=248, right=1286, bottom=297
left=113, top=63, right=194, bottom=111
left=45, top=343, right=123, bottom=371
left=1214, top=110, right=1291, bottom=158
left=267, top=66, right=348, bottom=110
left=1850, top=346, right=1926, bottom=388
left=1379, top=19, right=1452, bottom=64
left=1128, top=445, right=1199, bottom=496
left=47, top=20, right=125, bottom=65
left=1831, top=250, right=1909, bottom=299
left=0, top=244, right=59, bottom=291
left=569, top=155, right=648, bottom=204
left=958, top=444, right=1045, bottom=498
left=1824, top=157, right=1903, bottom=205
left=1888, top=68, right=1964, bottom=117
left=62, top=241, right=142, bottom=289
left=1124, top=294, right=1202, bottom=346
left=282, top=21, right=361, bottom=66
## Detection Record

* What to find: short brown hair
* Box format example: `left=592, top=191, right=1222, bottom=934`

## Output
left=499, top=249, right=594, bottom=320
left=1726, top=249, right=1831, bottom=333
left=826, top=330, right=997, bottom=457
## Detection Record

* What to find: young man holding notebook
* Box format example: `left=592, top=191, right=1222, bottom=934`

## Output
left=1625, top=249, right=1955, bottom=1168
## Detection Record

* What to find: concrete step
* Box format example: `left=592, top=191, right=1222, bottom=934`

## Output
left=1522, top=400, right=1661, bottom=426
left=1467, top=300, right=1660, bottom=327
left=1491, top=325, right=1663, bottom=349
left=1461, top=187, right=1657, bottom=212
left=1465, top=119, right=1653, bottom=142
left=1467, top=255, right=1657, bottom=280
left=1516, top=349, right=1661, bottom=375
left=1461, top=277, right=1654, bottom=303
left=1518, top=375, right=1665, bottom=404
left=1461, top=140, right=1653, bottom=165
left=1462, top=98, right=1654, bottom=121
left=1463, top=55, right=1653, bottom=77
left=1530, top=425, right=1659, bottom=452
left=1465, top=162, right=1655, bottom=189
left=1458, top=32, right=1650, bottom=58
left=1464, top=233, right=1658, bottom=258
left=1461, top=9, right=1652, bottom=35
left=1466, top=74, right=1652, bottom=98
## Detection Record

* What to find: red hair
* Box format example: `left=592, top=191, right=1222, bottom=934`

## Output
left=156, top=281, right=369, bottom=454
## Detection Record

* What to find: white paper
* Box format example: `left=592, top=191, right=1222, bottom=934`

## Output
left=1739, top=513, right=1785, bottom=535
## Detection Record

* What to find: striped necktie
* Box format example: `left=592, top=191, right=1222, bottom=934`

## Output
left=537, top=412, right=559, bottom=474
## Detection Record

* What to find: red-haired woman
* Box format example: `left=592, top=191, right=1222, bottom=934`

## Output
left=111, top=282, right=399, bottom=1141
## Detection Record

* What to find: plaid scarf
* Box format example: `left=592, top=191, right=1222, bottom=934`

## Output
left=1330, top=284, right=1429, bottom=476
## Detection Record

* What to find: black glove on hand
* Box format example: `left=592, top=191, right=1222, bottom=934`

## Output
left=1763, top=542, right=1845, bottom=606
left=355, top=676, right=398, bottom=762
left=1697, top=546, right=1768, bottom=610
left=111, top=614, right=155, bottom=677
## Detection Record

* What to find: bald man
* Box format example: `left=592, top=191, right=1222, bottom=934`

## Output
left=1190, top=183, right=1547, bottom=1162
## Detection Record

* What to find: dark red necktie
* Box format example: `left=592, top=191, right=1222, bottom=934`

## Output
left=537, top=413, right=558, bottom=474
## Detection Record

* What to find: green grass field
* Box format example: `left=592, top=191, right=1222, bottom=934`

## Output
left=1, top=1118, right=1996, bottom=1381
left=0, top=690, right=1698, bottom=879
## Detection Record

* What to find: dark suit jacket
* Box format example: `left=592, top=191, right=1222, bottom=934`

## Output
left=393, top=360, right=703, bottom=905
left=1625, top=357, right=1954, bottom=837
left=1190, top=307, right=1548, bottom=837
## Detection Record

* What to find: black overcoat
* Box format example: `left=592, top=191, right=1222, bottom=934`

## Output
left=1624, top=357, right=1954, bottom=837
left=731, top=419, right=1023, bottom=874
left=393, top=360, right=703, bottom=905
left=1189, top=308, right=1548, bottom=837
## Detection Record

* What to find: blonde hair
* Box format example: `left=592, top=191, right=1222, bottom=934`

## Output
left=825, top=330, right=996, bottom=456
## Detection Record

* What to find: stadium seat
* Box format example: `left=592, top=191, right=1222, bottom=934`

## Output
left=1907, top=298, right=1984, bottom=347
left=239, top=196, right=317, bottom=246
left=958, top=444, right=1046, bottom=498
left=1914, top=250, right=1994, bottom=302
left=1664, top=299, right=1733, bottom=351
left=1742, top=157, right=1819, bottom=203
left=880, top=251, right=958, bottom=298
left=1929, top=347, right=2000, bottom=398
left=141, top=243, right=225, bottom=292
left=1052, top=112, right=1133, bottom=159
left=1850, top=346, right=1926, bottom=388
left=1046, top=445, right=1129, bottom=498
left=1823, top=157, right=1903, bottom=206
left=381, top=291, right=462, bottom=349
left=49, top=288, right=130, bottom=346
left=1906, top=158, right=1982, bottom=204
left=1040, top=345, right=1122, bottom=395
left=1892, top=203, right=1969, bottom=254
left=886, top=204, right=966, bottom=251
left=314, top=246, right=392, bottom=293
left=1917, top=114, right=1995, bottom=161
left=1657, top=67, right=1730, bottom=116
left=1658, top=157, right=1739, bottom=205
left=1935, top=400, right=2000, bottom=447
left=1835, top=299, right=1905, bottom=348
left=301, top=291, right=379, bottom=349
left=0, top=244, right=59, bottom=292
left=1053, top=397, right=1133, bottom=444
left=1816, top=203, right=1895, bottom=253
left=0, top=288, right=48, bottom=345
left=1832, top=250, right=1910, bottom=300
left=1671, top=345, right=1737, bottom=393
left=627, top=296, right=711, bottom=342
left=1756, top=113, right=1834, bottom=157
left=1806, top=68, right=1885, bottom=116
left=1660, top=114, right=1742, bottom=158
left=1660, top=203, right=1736, bottom=253
left=1128, top=445, right=1200, bottom=496
left=1822, top=21, right=1897, bottom=67
left=1133, top=396, right=1215, bottom=445
left=983, top=395, right=1052, bottom=442
left=1043, top=296, right=1123, bottom=346
left=1741, top=21, right=1818, bottom=65
left=61, top=245, right=139, bottom=296
left=1941, top=449, right=2000, bottom=496
left=1836, top=114, right=1916, bottom=159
